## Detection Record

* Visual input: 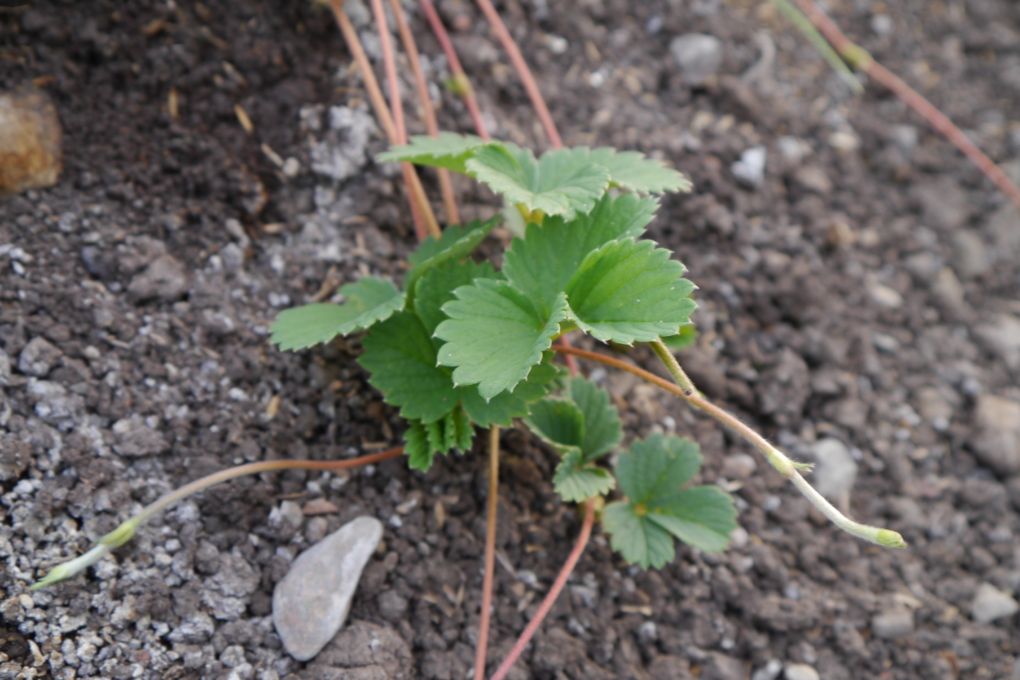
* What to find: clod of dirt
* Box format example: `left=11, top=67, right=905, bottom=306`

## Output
left=970, top=395, right=1020, bottom=476
left=17, top=337, right=61, bottom=378
left=273, top=516, right=384, bottom=661
left=111, top=416, right=170, bottom=458
left=126, top=254, right=190, bottom=302
left=299, top=620, right=412, bottom=680
left=0, top=89, right=62, bottom=195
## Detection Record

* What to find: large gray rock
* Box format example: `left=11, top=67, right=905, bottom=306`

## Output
left=971, top=583, right=1019, bottom=624
left=810, top=438, right=858, bottom=502
left=670, top=33, right=723, bottom=85
left=274, top=516, right=384, bottom=662
left=971, top=395, right=1020, bottom=476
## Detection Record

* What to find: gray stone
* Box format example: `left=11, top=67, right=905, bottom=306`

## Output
left=274, top=516, right=384, bottom=661
left=810, top=438, right=858, bottom=501
left=111, top=416, right=169, bottom=457
left=751, top=659, right=783, bottom=680
left=128, top=254, right=189, bottom=302
left=722, top=453, right=757, bottom=480
left=791, top=165, right=832, bottom=195
left=975, top=314, right=1020, bottom=370
left=702, top=654, right=746, bottom=680
left=783, top=664, right=819, bottom=680
left=971, top=582, right=1019, bottom=624
left=377, top=590, right=408, bottom=622
left=932, top=267, right=966, bottom=313
left=0, top=347, right=10, bottom=386
left=914, top=386, right=953, bottom=431
left=867, top=281, right=903, bottom=309
left=972, top=395, right=1020, bottom=476
left=28, top=380, right=82, bottom=426
left=871, top=608, right=914, bottom=638
left=309, top=104, right=376, bottom=182
left=670, top=33, right=723, bottom=85
left=18, top=337, right=61, bottom=377
left=912, top=177, right=969, bottom=231
left=732, top=146, right=767, bottom=187
left=986, top=203, right=1020, bottom=261
left=952, top=230, right=988, bottom=279
left=169, top=611, right=216, bottom=644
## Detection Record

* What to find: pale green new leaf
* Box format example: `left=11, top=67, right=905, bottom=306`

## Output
left=566, top=239, right=696, bottom=344
left=435, top=280, right=569, bottom=399
left=271, top=277, right=404, bottom=350
left=502, top=194, right=658, bottom=317
left=467, top=145, right=611, bottom=219
left=602, top=503, right=676, bottom=568
left=376, top=132, right=491, bottom=174
left=587, top=147, right=692, bottom=194
left=359, top=311, right=460, bottom=423
left=405, top=217, right=500, bottom=297
left=553, top=450, right=615, bottom=503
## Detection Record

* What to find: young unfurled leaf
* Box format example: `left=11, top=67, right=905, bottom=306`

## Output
left=271, top=277, right=404, bottom=351
left=360, top=311, right=461, bottom=423
left=604, top=434, right=737, bottom=568
left=566, top=239, right=696, bottom=345
left=405, top=217, right=500, bottom=298
left=525, top=377, right=622, bottom=502
left=467, top=145, right=611, bottom=220
left=414, top=259, right=498, bottom=338
left=404, top=407, right=474, bottom=472
left=376, top=132, right=491, bottom=175
left=587, top=147, right=692, bottom=194
left=435, top=280, right=569, bottom=399
left=553, top=450, right=615, bottom=502
left=564, top=377, right=622, bottom=461
left=502, top=194, right=659, bottom=318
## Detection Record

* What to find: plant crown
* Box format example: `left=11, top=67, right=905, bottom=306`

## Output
left=272, top=134, right=736, bottom=566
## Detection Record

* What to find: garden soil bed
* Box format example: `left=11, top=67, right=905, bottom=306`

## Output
left=3, top=1, right=1020, bottom=679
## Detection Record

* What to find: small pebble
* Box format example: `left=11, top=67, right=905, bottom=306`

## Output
left=971, top=582, right=1019, bottom=624
left=871, top=608, right=914, bottom=638
left=810, top=438, right=858, bottom=501
left=670, top=33, right=723, bottom=85
left=732, top=146, right=767, bottom=187
left=783, top=663, right=819, bottom=680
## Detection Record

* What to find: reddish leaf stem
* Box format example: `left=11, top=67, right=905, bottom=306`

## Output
left=793, top=0, right=1020, bottom=211
left=474, top=427, right=500, bottom=680
left=386, top=0, right=460, bottom=225
left=472, top=0, right=561, bottom=148
left=419, top=0, right=490, bottom=140
left=488, top=499, right=595, bottom=680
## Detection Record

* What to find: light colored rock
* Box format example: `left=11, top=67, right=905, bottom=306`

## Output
left=932, top=267, right=966, bottom=312
left=912, top=177, right=969, bottom=231
left=810, top=438, right=858, bottom=501
left=0, top=347, right=9, bottom=386
left=670, top=33, right=723, bottom=84
left=914, top=386, right=953, bottom=431
left=722, top=453, right=757, bottom=480
left=972, top=395, right=1020, bottom=476
left=112, top=416, right=169, bottom=457
left=18, top=337, right=61, bottom=377
left=867, top=281, right=903, bottom=309
left=792, top=165, right=832, bottom=195
left=128, top=254, right=189, bottom=302
left=308, top=104, right=376, bottom=182
left=971, top=582, right=1019, bottom=624
left=731, top=146, right=767, bottom=187
left=871, top=608, right=914, bottom=638
left=0, top=89, right=62, bottom=195
left=975, top=314, right=1020, bottom=370
left=952, top=230, right=988, bottom=279
left=751, top=659, right=783, bottom=680
left=273, top=516, right=383, bottom=661
left=986, top=203, right=1020, bottom=261
left=783, top=663, right=819, bottom=680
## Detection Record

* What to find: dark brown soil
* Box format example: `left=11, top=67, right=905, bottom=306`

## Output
left=2, top=1, right=1020, bottom=679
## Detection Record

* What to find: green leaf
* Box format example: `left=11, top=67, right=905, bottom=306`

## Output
left=605, top=434, right=737, bottom=566
left=616, top=433, right=702, bottom=504
left=502, top=194, right=659, bottom=318
left=435, top=280, right=570, bottom=399
left=646, top=487, right=737, bottom=553
left=414, top=258, right=498, bottom=338
left=359, top=311, right=460, bottom=423
left=524, top=398, right=585, bottom=455
left=565, top=377, right=622, bottom=461
left=271, top=277, right=404, bottom=351
left=660, top=324, right=697, bottom=350
left=566, top=239, right=696, bottom=345
left=405, top=217, right=500, bottom=297
left=460, top=360, right=561, bottom=427
left=553, top=450, right=615, bottom=502
left=587, top=147, right=692, bottom=194
left=602, top=503, right=676, bottom=569
left=376, top=132, right=491, bottom=175
left=467, top=145, right=611, bottom=219
left=404, top=408, right=474, bottom=472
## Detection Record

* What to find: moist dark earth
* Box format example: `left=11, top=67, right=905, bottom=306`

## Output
left=3, top=0, right=1020, bottom=679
